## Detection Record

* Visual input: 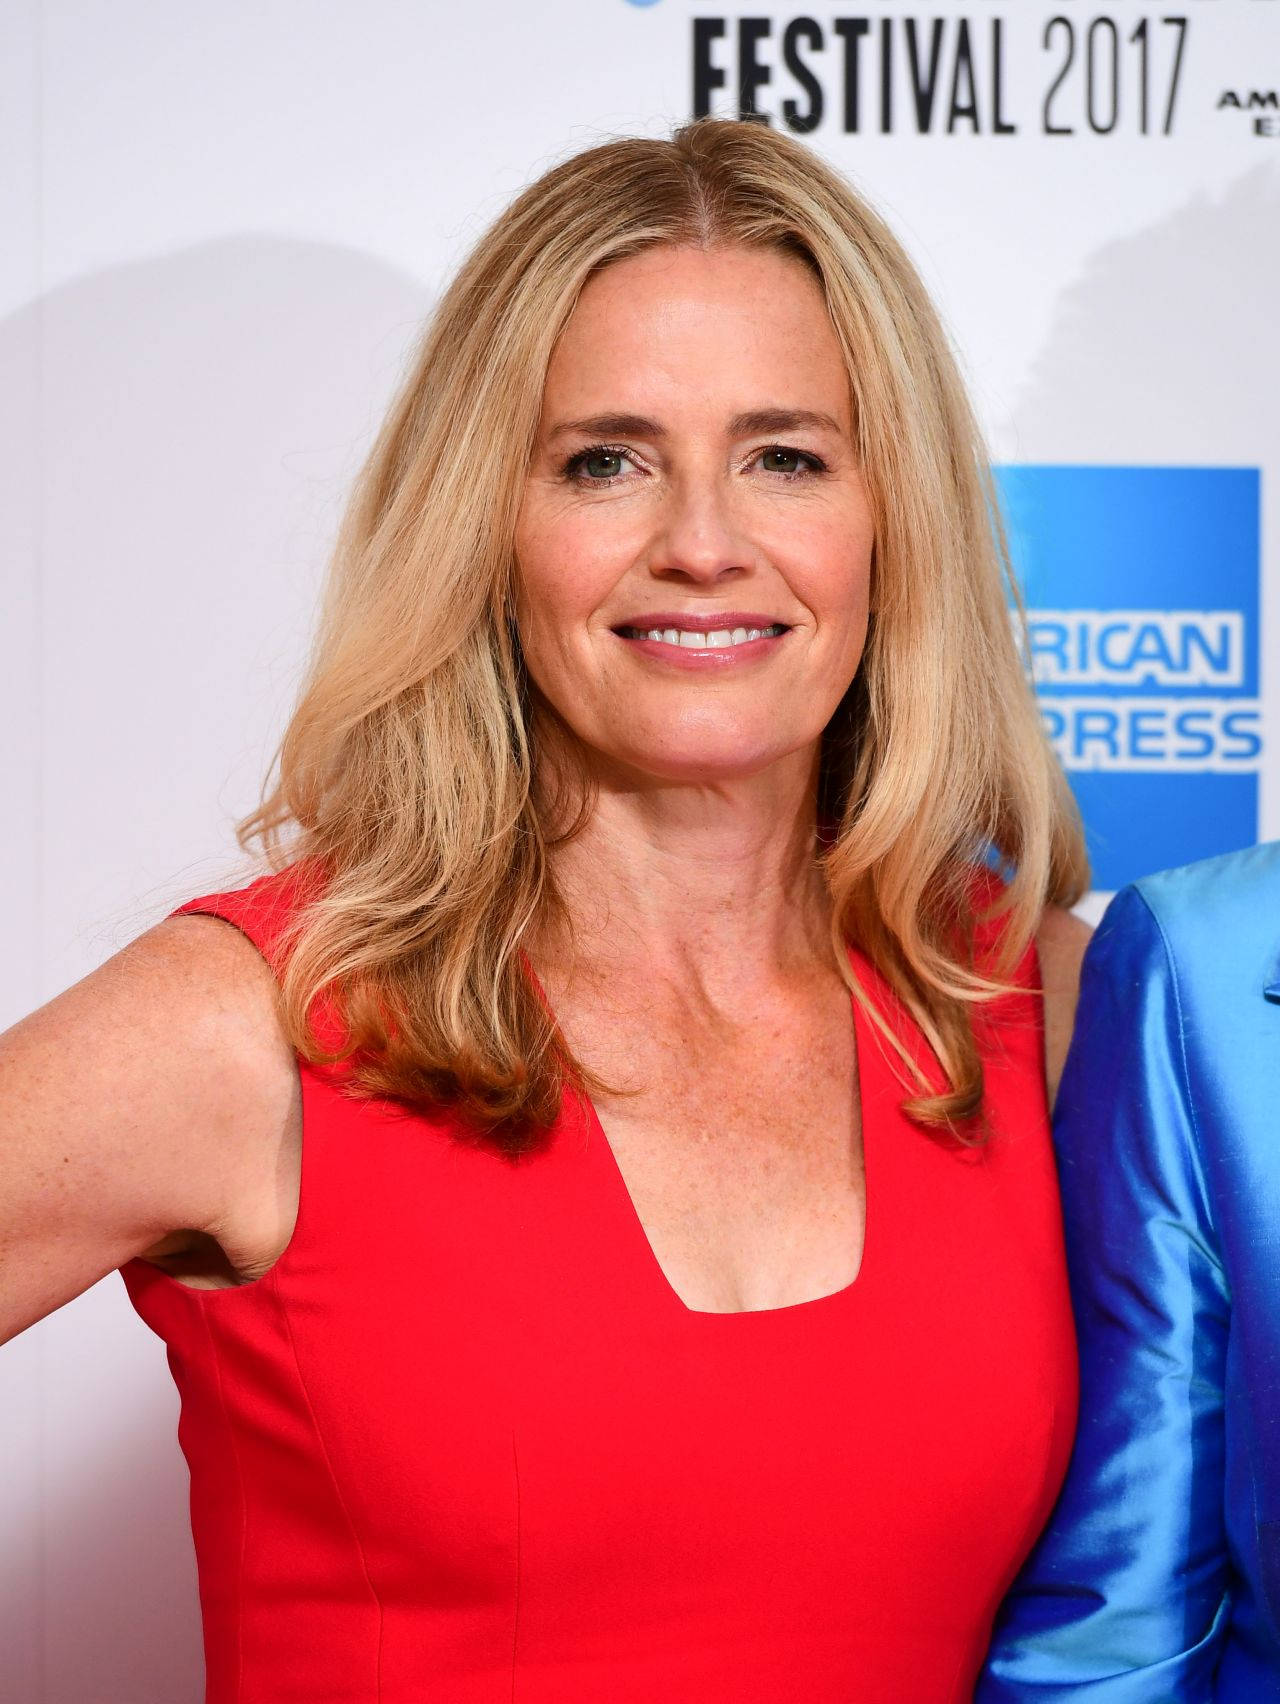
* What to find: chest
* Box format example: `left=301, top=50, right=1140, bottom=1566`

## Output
left=128, top=1044, right=1078, bottom=1702
left=547, top=970, right=865, bottom=1312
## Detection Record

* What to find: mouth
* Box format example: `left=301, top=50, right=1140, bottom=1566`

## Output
left=612, top=614, right=791, bottom=653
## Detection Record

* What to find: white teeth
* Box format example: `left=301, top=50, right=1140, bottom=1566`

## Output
left=630, top=624, right=781, bottom=648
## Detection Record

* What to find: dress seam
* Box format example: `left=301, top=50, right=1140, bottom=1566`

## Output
left=198, top=1301, right=247, bottom=1704
left=510, top=1427, right=523, bottom=1702
left=272, top=1275, right=385, bottom=1698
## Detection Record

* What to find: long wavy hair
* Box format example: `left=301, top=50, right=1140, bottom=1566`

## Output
left=238, top=117, right=1088, bottom=1150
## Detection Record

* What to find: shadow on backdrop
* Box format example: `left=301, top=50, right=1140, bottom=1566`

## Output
left=0, top=234, right=427, bottom=1704
left=1013, top=161, right=1280, bottom=456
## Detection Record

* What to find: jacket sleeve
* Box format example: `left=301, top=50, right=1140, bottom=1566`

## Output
left=976, top=883, right=1232, bottom=1700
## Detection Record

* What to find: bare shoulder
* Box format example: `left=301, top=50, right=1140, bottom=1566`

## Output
left=0, top=912, right=299, bottom=1341
left=112, top=911, right=292, bottom=1058
left=1035, top=902, right=1093, bottom=988
left=1034, top=904, right=1094, bottom=1110
left=30, top=911, right=296, bottom=1115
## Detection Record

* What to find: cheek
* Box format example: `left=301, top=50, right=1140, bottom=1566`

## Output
left=515, top=504, right=623, bottom=626
left=512, top=516, right=616, bottom=709
left=787, top=520, right=874, bottom=642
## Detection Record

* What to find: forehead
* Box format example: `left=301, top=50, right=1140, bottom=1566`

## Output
left=541, top=244, right=852, bottom=426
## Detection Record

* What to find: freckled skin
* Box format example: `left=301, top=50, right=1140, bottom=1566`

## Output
left=514, top=246, right=876, bottom=1315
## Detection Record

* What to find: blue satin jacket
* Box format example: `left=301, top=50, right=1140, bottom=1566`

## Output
left=978, top=842, right=1280, bottom=1700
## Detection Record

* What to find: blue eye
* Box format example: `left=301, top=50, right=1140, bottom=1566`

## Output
left=759, top=446, right=825, bottom=478
left=582, top=450, right=624, bottom=479
left=560, top=442, right=825, bottom=486
left=564, top=445, right=630, bottom=484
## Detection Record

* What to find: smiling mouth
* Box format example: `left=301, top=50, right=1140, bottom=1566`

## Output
left=614, top=622, right=789, bottom=650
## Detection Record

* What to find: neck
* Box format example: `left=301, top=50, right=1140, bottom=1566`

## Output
left=536, top=745, right=835, bottom=999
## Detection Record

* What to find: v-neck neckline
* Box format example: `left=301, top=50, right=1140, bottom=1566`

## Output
left=561, top=941, right=890, bottom=1323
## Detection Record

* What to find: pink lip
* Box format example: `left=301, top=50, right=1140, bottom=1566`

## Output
left=611, top=613, right=790, bottom=671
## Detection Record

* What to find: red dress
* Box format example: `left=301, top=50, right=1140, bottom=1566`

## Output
left=121, top=866, right=1077, bottom=1703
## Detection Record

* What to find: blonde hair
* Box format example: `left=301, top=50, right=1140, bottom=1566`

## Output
left=240, top=117, right=1088, bottom=1149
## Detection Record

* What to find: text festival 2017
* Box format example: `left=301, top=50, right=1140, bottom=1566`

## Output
left=693, top=14, right=1190, bottom=137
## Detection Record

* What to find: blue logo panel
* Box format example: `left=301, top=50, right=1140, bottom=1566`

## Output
left=994, top=466, right=1262, bottom=891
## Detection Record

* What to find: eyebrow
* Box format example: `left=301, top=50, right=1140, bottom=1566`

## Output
left=545, top=407, right=846, bottom=441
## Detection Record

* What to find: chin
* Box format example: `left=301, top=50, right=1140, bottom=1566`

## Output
left=615, top=737, right=802, bottom=787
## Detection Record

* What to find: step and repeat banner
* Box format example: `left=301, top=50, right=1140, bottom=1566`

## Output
left=1, top=1, right=1275, bottom=1698
left=683, top=0, right=1278, bottom=891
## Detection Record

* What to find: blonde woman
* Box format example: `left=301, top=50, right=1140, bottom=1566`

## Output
left=2, top=120, right=1091, bottom=1701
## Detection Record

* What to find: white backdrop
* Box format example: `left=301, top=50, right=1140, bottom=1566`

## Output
left=2, top=1, right=1277, bottom=1698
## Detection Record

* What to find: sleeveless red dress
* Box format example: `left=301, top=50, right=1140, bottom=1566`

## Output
left=121, top=865, right=1077, bottom=1703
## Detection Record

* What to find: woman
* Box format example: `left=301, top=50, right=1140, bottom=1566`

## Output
left=2, top=119, right=1090, bottom=1700
left=979, top=841, right=1280, bottom=1700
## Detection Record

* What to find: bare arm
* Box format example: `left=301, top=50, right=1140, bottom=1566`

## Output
left=0, top=915, right=299, bottom=1344
left=1036, top=903, right=1093, bottom=1109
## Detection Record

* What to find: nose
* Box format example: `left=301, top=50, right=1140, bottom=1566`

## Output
left=646, top=472, right=753, bottom=586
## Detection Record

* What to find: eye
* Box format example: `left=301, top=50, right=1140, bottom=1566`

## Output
left=756, top=445, right=826, bottom=479
left=563, top=445, right=633, bottom=485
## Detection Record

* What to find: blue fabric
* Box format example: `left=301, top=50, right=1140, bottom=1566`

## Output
left=977, top=841, right=1280, bottom=1701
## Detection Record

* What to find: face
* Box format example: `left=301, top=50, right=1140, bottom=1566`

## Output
left=513, top=244, right=875, bottom=790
